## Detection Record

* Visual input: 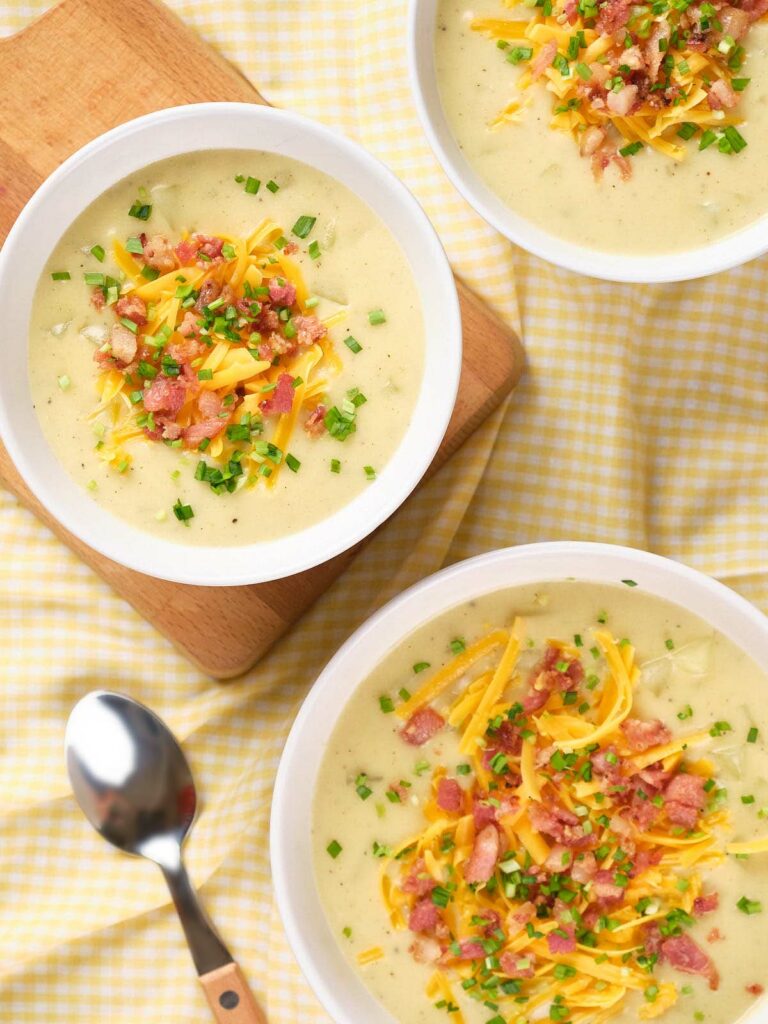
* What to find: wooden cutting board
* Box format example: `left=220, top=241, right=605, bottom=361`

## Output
left=0, top=0, right=524, bottom=678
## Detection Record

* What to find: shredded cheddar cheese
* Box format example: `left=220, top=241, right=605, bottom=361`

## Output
left=375, top=621, right=761, bottom=1023
left=473, top=0, right=765, bottom=176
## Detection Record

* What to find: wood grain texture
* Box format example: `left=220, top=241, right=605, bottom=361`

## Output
left=199, top=963, right=267, bottom=1024
left=0, top=0, right=524, bottom=677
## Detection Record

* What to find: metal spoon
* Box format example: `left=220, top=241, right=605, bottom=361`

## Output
left=65, top=690, right=266, bottom=1024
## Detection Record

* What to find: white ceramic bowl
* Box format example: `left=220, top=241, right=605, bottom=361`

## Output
left=271, top=540, right=768, bottom=1024
left=408, top=0, right=768, bottom=283
left=0, top=102, right=461, bottom=586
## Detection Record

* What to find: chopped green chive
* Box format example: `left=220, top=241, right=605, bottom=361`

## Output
left=504, top=45, right=532, bottom=65
left=368, top=308, right=387, bottom=326
left=140, top=265, right=160, bottom=281
left=197, top=368, right=213, bottom=381
left=677, top=122, right=698, bottom=140
left=665, top=638, right=675, bottom=650
left=308, top=240, right=321, bottom=260
left=330, top=458, right=341, bottom=474
left=90, top=244, right=105, bottom=262
left=379, top=695, right=395, bottom=714
left=51, top=271, right=71, bottom=281
left=326, top=839, right=342, bottom=859
left=748, top=727, right=759, bottom=743
left=57, top=374, right=71, bottom=391
left=244, top=176, right=261, bottom=194
left=710, top=721, right=732, bottom=737
left=292, top=215, right=317, bottom=239
left=344, top=335, right=362, bottom=354
left=732, top=77, right=750, bottom=91
left=172, top=499, right=194, bottom=523
left=126, top=236, right=144, bottom=254
left=699, top=129, right=717, bottom=151
left=413, top=661, right=431, bottom=674
left=128, top=200, right=152, bottom=220
left=364, top=465, right=376, bottom=480
left=737, top=896, right=762, bottom=915
left=619, top=141, right=643, bottom=157
left=266, top=180, right=279, bottom=193
left=576, top=61, right=592, bottom=79
left=286, top=453, right=301, bottom=473
left=450, top=638, right=466, bottom=654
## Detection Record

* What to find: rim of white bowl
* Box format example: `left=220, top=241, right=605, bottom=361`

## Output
left=407, top=0, right=768, bottom=283
left=271, top=541, right=768, bottom=1024
left=0, top=102, right=461, bottom=586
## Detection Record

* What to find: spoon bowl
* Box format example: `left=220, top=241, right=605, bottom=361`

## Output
left=66, top=691, right=196, bottom=864
left=66, top=690, right=265, bottom=1023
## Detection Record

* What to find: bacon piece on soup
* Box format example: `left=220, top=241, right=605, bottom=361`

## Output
left=596, top=0, right=632, bottom=33
left=531, top=40, right=557, bottom=80
left=268, top=277, right=297, bottom=307
left=105, top=324, right=138, bottom=367
left=436, top=778, right=463, bottom=814
left=294, top=314, right=327, bottom=347
left=408, top=897, right=442, bottom=934
left=607, top=84, right=639, bottom=116
left=115, top=294, right=147, bottom=326
left=143, top=234, right=176, bottom=273
left=183, top=418, right=225, bottom=448
left=708, top=78, right=738, bottom=110
left=175, top=237, right=198, bottom=265
left=580, top=126, right=607, bottom=157
left=402, top=857, right=436, bottom=897
left=644, top=20, right=671, bottom=81
left=143, top=377, right=186, bottom=415
left=530, top=801, right=587, bottom=847
left=664, top=773, right=706, bottom=829
left=260, top=373, right=295, bottom=416
left=694, top=892, right=719, bottom=915
left=401, top=707, right=445, bottom=746
left=500, top=952, right=536, bottom=978
left=90, top=287, right=106, bottom=311
left=304, top=405, right=327, bottom=438
left=747, top=984, right=765, bottom=996
left=194, top=234, right=224, bottom=265
left=621, top=717, right=672, bottom=752
left=195, top=278, right=221, bottom=312
left=547, top=925, right=576, bottom=955
left=662, top=934, right=720, bottom=990
left=410, top=936, right=442, bottom=964
left=464, top=824, right=500, bottom=884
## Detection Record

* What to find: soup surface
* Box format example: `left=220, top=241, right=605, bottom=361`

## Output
left=435, top=0, right=768, bottom=255
left=28, top=151, right=424, bottom=545
left=314, top=580, right=768, bottom=1024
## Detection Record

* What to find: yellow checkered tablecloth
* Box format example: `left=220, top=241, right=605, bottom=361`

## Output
left=1, top=1, right=767, bottom=1020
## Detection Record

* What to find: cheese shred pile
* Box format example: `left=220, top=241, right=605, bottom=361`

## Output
left=371, top=620, right=768, bottom=1024
left=473, top=0, right=765, bottom=174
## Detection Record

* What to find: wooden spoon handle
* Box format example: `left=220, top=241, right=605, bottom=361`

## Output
left=199, top=962, right=268, bottom=1024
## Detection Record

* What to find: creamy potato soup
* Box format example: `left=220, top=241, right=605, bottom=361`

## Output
left=28, top=151, right=424, bottom=544
left=314, top=581, right=768, bottom=1024
left=435, top=0, right=768, bottom=254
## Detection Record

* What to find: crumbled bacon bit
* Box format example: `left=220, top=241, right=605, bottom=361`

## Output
left=260, top=373, right=295, bottom=416
left=436, top=778, right=463, bottom=814
left=143, top=377, right=186, bottom=415
left=622, top=718, right=672, bottom=752
left=662, top=934, right=719, bottom=990
left=747, top=983, right=764, bottom=996
left=143, top=234, right=176, bottom=273
left=402, top=858, right=436, bottom=897
left=531, top=39, right=557, bottom=80
left=664, top=772, right=706, bottom=829
left=115, top=294, right=147, bottom=326
left=90, top=287, right=106, bottom=311
left=304, top=405, right=327, bottom=438
left=547, top=925, right=576, bottom=955
left=268, top=276, right=297, bottom=306
left=294, top=314, right=327, bottom=347
left=107, top=324, right=138, bottom=366
left=464, top=824, right=500, bottom=884
left=401, top=707, right=445, bottom=747
left=499, top=952, right=536, bottom=978
left=408, top=897, right=441, bottom=934
left=183, top=418, right=225, bottom=448
left=693, top=892, right=719, bottom=915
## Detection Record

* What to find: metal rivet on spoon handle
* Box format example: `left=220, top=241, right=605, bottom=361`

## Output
left=65, top=690, right=267, bottom=1024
